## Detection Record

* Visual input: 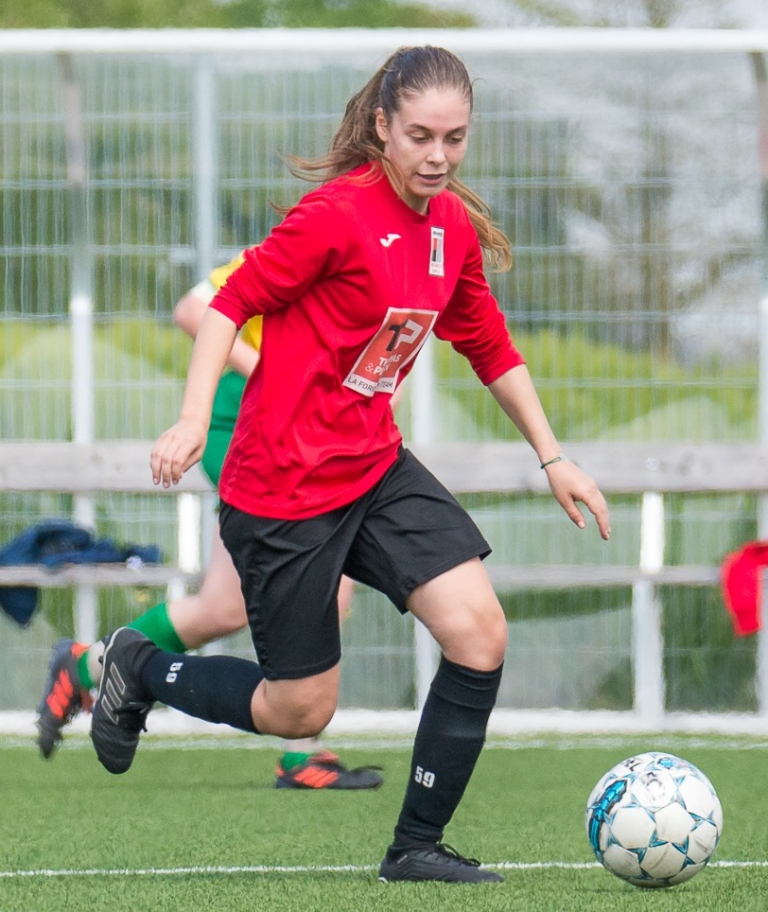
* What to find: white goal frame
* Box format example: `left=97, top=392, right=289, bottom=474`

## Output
left=2, top=28, right=768, bottom=738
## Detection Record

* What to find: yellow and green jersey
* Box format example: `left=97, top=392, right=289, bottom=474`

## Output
left=209, top=253, right=263, bottom=352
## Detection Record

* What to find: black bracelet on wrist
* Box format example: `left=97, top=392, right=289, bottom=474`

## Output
left=540, top=453, right=568, bottom=470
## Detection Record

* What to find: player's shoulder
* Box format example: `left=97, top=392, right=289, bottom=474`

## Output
left=302, top=163, right=378, bottom=205
left=290, top=165, right=382, bottom=235
left=287, top=178, right=347, bottom=221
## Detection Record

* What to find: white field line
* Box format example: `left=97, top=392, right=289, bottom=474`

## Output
left=0, top=733, right=768, bottom=753
left=3, top=737, right=768, bottom=752
left=3, top=733, right=768, bottom=753
left=7, top=708, right=768, bottom=739
left=0, top=860, right=766, bottom=879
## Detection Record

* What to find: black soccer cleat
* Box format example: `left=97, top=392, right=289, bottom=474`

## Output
left=378, top=843, right=504, bottom=883
left=90, top=627, right=156, bottom=774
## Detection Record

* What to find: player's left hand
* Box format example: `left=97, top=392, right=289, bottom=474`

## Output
left=544, top=461, right=611, bottom=541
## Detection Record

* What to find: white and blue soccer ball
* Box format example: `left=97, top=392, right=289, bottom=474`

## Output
left=585, top=752, right=723, bottom=888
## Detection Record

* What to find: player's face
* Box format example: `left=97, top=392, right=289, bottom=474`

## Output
left=375, top=87, right=470, bottom=214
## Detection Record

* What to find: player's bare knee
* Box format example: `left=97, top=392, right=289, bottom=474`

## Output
left=465, top=621, right=507, bottom=670
left=264, top=678, right=337, bottom=738
left=482, top=611, right=508, bottom=668
left=280, top=699, right=335, bottom=739
left=215, top=600, right=247, bottom=636
left=445, top=602, right=507, bottom=671
left=486, top=604, right=508, bottom=648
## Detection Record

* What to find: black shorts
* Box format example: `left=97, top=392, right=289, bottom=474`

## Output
left=218, top=448, right=491, bottom=681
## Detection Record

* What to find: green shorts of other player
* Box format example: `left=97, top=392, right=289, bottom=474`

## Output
left=200, top=371, right=246, bottom=488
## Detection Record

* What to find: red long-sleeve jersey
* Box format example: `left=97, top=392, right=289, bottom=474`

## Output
left=211, top=163, right=524, bottom=519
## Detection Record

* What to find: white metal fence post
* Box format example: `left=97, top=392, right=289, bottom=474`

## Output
left=194, top=53, right=216, bottom=283
left=751, top=52, right=768, bottom=715
left=60, top=53, right=98, bottom=645
left=410, top=335, right=440, bottom=709
left=632, top=491, right=666, bottom=727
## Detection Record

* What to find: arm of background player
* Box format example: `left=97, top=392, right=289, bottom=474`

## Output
left=151, top=308, right=239, bottom=488
left=488, top=364, right=611, bottom=540
left=174, top=282, right=259, bottom=376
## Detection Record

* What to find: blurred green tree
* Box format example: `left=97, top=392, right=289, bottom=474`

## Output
left=496, top=0, right=743, bottom=356
left=0, top=0, right=475, bottom=28
left=500, top=0, right=737, bottom=28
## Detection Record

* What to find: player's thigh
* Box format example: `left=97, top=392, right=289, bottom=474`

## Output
left=344, top=448, right=491, bottom=612
left=219, top=501, right=350, bottom=681
left=337, top=574, right=354, bottom=622
left=407, top=558, right=507, bottom=670
left=195, top=524, right=246, bottom=620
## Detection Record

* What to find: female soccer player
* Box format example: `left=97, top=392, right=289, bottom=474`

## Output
left=36, top=260, right=382, bottom=790
left=90, top=45, right=610, bottom=883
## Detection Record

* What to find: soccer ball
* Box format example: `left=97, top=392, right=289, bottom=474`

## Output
left=585, top=752, right=723, bottom=888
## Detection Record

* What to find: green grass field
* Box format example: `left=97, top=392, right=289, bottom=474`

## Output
left=1, top=733, right=766, bottom=912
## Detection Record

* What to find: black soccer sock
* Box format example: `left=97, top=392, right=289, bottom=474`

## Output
left=139, top=651, right=263, bottom=734
left=390, top=656, right=502, bottom=853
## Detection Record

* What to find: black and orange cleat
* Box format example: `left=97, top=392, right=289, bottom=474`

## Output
left=275, top=749, right=384, bottom=790
left=36, top=639, right=93, bottom=759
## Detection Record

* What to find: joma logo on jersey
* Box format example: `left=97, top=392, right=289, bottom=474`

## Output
left=343, top=308, right=438, bottom=398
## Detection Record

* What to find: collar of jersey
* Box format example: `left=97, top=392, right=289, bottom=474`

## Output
left=351, top=161, right=436, bottom=225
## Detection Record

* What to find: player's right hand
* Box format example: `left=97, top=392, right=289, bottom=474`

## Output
left=150, top=419, right=208, bottom=488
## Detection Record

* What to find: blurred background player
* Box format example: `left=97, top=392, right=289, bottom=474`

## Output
left=35, top=253, right=384, bottom=791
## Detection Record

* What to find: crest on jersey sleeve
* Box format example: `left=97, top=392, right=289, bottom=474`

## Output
left=343, top=308, right=438, bottom=398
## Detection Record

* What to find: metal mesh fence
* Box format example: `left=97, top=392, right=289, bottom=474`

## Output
left=0, top=32, right=763, bottom=716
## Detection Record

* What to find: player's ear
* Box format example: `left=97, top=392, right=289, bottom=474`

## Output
left=375, top=108, right=388, bottom=143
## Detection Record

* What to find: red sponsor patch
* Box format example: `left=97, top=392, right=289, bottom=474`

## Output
left=343, top=308, right=438, bottom=397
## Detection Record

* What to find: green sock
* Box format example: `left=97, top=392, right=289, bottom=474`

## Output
left=77, top=601, right=188, bottom=691
left=280, top=752, right=313, bottom=771
left=77, top=649, right=95, bottom=690
left=128, top=602, right=188, bottom=653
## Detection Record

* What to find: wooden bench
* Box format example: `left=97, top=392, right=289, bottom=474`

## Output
left=0, top=440, right=210, bottom=590
left=408, top=439, right=766, bottom=714
left=415, top=439, right=767, bottom=590
left=0, top=438, right=763, bottom=590
left=2, top=438, right=762, bottom=718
